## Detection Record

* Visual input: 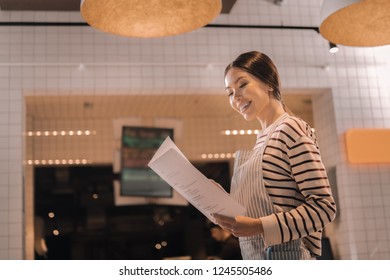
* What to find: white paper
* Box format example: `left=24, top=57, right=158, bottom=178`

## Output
left=148, top=137, right=246, bottom=223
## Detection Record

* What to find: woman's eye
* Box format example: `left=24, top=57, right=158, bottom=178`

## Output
left=239, top=82, right=248, bottom=89
left=227, top=91, right=233, bottom=97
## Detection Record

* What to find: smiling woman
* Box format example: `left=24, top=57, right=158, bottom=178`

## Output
left=212, top=51, right=337, bottom=260
left=224, top=51, right=285, bottom=126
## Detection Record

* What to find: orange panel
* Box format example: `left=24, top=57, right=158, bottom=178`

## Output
left=345, top=129, right=390, bottom=164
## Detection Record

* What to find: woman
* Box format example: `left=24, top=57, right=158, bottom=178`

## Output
left=212, top=51, right=337, bottom=260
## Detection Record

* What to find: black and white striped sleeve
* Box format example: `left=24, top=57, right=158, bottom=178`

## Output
left=260, top=132, right=337, bottom=247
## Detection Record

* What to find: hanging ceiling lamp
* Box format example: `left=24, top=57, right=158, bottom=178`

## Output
left=319, top=0, right=390, bottom=47
left=328, top=42, right=339, bottom=53
left=80, top=0, right=222, bottom=38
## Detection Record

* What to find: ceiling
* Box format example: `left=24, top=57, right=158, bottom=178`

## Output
left=0, top=0, right=80, bottom=11
left=25, top=93, right=314, bottom=127
left=7, top=0, right=314, bottom=126
left=0, top=0, right=237, bottom=13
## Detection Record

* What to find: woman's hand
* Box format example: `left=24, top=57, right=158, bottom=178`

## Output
left=212, top=213, right=263, bottom=237
left=209, top=179, right=226, bottom=191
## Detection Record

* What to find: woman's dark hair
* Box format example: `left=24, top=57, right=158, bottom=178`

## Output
left=224, top=51, right=282, bottom=101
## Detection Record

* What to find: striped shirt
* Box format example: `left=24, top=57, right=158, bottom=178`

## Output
left=257, top=115, right=337, bottom=257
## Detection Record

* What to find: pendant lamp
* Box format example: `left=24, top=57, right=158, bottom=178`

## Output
left=319, top=0, right=390, bottom=46
left=80, top=0, right=222, bottom=38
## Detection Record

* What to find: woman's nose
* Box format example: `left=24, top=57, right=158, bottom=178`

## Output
left=233, top=91, right=241, bottom=101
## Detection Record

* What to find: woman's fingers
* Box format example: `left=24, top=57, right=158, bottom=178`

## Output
left=209, top=179, right=226, bottom=191
left=213, top=213, right=235, bottom=224
left=213, top=213, right=235, bottom=221
left=212, top=214, right=263, bottom=237
left=212, top=213, right=236, bottom=231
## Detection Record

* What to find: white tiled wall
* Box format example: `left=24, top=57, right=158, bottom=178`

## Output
left=0, top=0, right=390, bottom=259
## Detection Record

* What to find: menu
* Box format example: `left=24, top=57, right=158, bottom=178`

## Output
left=148, top=137, right=245, bottom=223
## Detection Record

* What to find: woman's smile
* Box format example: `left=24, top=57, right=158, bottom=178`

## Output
left=239, top=101, right=252, bottom=114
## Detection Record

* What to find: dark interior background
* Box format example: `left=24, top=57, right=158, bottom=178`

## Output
left=34, top=162, right=231, bottom=260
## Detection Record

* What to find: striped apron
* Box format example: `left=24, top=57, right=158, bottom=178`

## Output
left=230, top=114, right=313, bottom=260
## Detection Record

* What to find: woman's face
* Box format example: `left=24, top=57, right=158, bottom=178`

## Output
left=225, top=67, right=272, bottom=122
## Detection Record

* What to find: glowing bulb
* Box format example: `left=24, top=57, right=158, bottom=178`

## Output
left=329, top=42, right=339, bottom=54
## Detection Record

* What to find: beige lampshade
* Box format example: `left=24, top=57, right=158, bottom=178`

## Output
left=320, top=0, right=390, bottom=46
left=80, top=0, right=222, bottom=38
